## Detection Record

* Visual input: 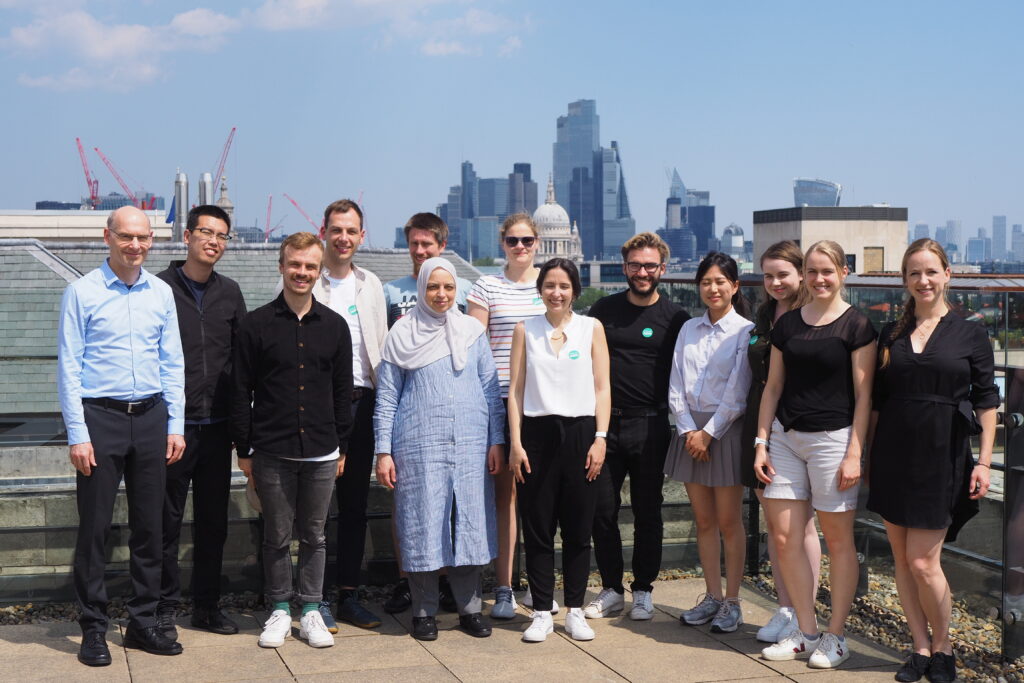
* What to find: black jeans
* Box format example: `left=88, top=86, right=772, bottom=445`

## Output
left=333, top=389, right=375, bottom=589
left=160, top=421, right=232, bottom=610
left=592, top=412, right=670, bottom=593
left=517, top=414, right=601, bottom=611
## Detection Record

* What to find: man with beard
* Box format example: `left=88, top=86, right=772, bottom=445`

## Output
left=583, top=232, right=689, bottom=621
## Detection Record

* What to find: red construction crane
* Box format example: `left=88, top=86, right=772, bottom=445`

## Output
left=264, top=195, right=274, bottom=241
left=93, top=147, right=154, bottom=209
left=283, top=193, right=322, bottom=232
left=75, top=138, right=100, bottom=209
left=212, top=127, right=236, bottom=190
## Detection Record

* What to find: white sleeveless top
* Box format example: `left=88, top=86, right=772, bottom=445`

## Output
left=523, top=313, right=597, bottom=417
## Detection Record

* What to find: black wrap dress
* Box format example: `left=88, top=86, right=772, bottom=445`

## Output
left=740, top=303, right=775, bottom=489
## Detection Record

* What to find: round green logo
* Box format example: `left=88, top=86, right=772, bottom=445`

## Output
left=348, top=304, right=358, bottom=315
left=642, top=327, right=653, bottom=338
left=749, top=334, right=759, bottom=345
left=568, top=350, right=580, bottom=360
left=532, top=297, right=542, bottom=305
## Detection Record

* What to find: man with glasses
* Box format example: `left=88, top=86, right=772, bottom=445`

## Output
left=156, top=205, right=247, bottom=640
left=584, top=232, right=689, bottom=622
left=58, top=206, right=186, bottom=665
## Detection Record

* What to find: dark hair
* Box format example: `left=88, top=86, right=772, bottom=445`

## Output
left=621, top=231, right=670, bottom=263
left=695, top=251, right=750, bottom=318
left=404, top=212, right=448, bottom=245
left=323, top=199, right=363, bottom=230
left=187, top=204, right=231, bottom=232
left=537, top=258, right=582, bottom=301
left=880, top=238, right=951, bottom=368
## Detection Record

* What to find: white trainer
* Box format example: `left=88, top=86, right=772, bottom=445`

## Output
left=761, top=626, right=818, bottom=661
left=757, top=606, right=796, bottom=643
left=521, top=589, right=559, bottom=614
left=583, top=587, right=625, bottom=619
left=299, top=610, right=335, bottom=648
left=808, top=632, right=850, bottom=669
left=258, top=609, right=292, bottom=648
left=629, top=590, right=655, bottom=621
left=564, top=607, right=595, bottom=641
left=522, top=611, right=554, bottom=642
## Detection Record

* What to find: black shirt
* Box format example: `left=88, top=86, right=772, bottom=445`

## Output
left=772, top=306, right=876, bottom=432
left=231, top=293, right=353, bottom=459
left=589, top=291, right=689, bottom=410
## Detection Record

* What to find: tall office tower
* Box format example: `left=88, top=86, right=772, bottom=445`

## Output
left=570, top=166, right=599, bottom=259
left=508, top=163, right=538, bottom=214
left=944, top=219, right=962, bottom=253
left=1012, top=225, right=1024, bottom=261
left=993, top=215, right=1007, bottom=260
left=596, top=141, right=636, bottom=259
left=914, top=222, right=929, bottom=240
left=657, top=226, right=696, bottom=263
left=477, top=178, right=510, bottom=219
left=966, top=237, right=987, bottom=264
left=793, top=178, right=842, bottom=207
left=445, top=184, right=465, bottom=256
left=687, top=204, right=716, bottom=255
left=553, top=99, right=600, bottom=214
left=686, top=190, right=710, bottom=207
left=669, top=168, right=686, bottom=199
left=665, top=168, right=685, bottom=229
left=935, top=224, right=947, bottom=247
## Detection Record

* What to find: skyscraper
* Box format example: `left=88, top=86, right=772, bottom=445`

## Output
left=793, top=178, right=841, bottom=207
left=1012, top=224, right=1024, bottom=262
left=993, top=215, right=1007, bottom=261
left=596, top=141, right=636, bottom=259
left=553, top=99, right=600, bottom=214
left=913, top=222, right=929, bottom=240
left=944, top=219, right=962, bottom=253
left=508, top=163, right=538, bottom=215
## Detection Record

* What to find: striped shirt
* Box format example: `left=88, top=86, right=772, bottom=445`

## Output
left=467, top=273, right=546, bottom=396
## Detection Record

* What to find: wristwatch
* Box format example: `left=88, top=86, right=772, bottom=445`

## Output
left=754, top=437, right=769, bottom=447
left=595, top=431, right=607, bottom=438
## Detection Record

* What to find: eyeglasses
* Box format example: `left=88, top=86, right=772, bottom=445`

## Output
left=504, top=236, right=537, bottom=248
left=108, top=228, right=154, bottom=246
left=625, top=261, right=662, bottom=274
left=189, top=226, right=233, bottom=243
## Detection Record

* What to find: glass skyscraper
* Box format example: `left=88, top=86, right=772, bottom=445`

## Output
left=793, top=178, right=842, bottom=207
left=553, top=99, right=600, bottom=214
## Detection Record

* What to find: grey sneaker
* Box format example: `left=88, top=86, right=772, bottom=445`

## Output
left=709, top=598, right=743, bottom=633
left=490, top=586, right=517, bottom=620
left=317, top=600, right=338, bottom=634
left=680, top=593, right=722, bottom=626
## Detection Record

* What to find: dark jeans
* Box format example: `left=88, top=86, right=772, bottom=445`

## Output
left=74, top=400, right=167, bottom=634
left=592, top=412, right=670, bottom=593
left=333, top=389, right=375, bottom=589
left=252, top=455, right=337, bottom=605
left=517, top=414, right=601, bottom=611
left=160, top=421, right=232, bottom=610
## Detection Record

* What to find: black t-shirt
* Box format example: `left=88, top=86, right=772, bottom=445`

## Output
left=589, top=291, right=689, bottom=409
left=771, top=306, right=876, bottom=432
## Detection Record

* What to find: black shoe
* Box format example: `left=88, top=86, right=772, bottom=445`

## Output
left=337, top=596, right=382, bottom=629
left=411, top=616, right=438, bottom=641
left=156, top=606, right=178, bottom=642
left=78, top=631, right=111, bottom=667
left=895, top=653, right=930, bottom=682
left=458, top=613, right=492, bottom=638
left=191, top=606, right=239, bottom=635
left=439, top=576, right=457, bottom=613
left=123, top=624, right=184, bottom=656
left=927, top=652, right=956, bottom=683
left=384, top=578, right=412, bottom=614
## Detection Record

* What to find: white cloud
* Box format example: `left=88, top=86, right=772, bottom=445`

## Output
left=169, top=8, right=242, bottom=39
left=420, top=39, right=470, bottom=56
left=498, top=34, right=521, bottom=56
left=250, top=0, right=333, bottom=31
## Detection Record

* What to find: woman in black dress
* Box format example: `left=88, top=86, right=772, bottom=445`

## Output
left=868, top=239, right=997, bottom=683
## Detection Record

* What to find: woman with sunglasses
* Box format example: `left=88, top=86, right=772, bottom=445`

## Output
left=468, top=213, right=547, bottom=619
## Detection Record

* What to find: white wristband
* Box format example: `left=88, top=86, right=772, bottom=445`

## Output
left=754, top=437, right=769, bottom=447
left=595, top=431, right=607, bottom=439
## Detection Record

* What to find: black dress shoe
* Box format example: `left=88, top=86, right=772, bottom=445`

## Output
left=191, top=607, right=239, bottom=635
left=895, top=653, right=930, bottom=682
left=439, top=576, right=457, bottom=613
left=156, top=606, right=178, bottom=641
left=927, top=651, right=956, bottom=683
left=78, top=631, right=112, bottom=667
left=411, top=616, right=438, bottom=641
left=458, top=613, right=492, bottom=638
left=384, top=578, right=412, bottom=614
left=123, top=624, right=184, bottom=656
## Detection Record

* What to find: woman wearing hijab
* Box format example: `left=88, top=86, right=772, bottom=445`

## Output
left=374, top=257, right=506, bottom=642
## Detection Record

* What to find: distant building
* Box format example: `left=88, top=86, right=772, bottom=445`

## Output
left=1012, top=224, right=1024, bottom=262
left=687, top=205, right=716, bottom=255
left=913, top=222, right=929, bottom=241
left=0, top=210, right=170, bottom=241
left=686, top=190, right=710, bottom=207
left=944, top=219, right=962, bottom=254
left=533, top=175, right=581, bottom=264
left=95, top=192, right=134, bottom=211
left=508, top=163, right=538, bottom=215
left=793, top=178, right=841, bottom=207
left=393, top=227, right=407, bottom=249
left=596, top=141, right=636, bottom=259
left=993, top=215, right=1007, bottom=261
left=36, top=201, right=83, bottom=210
left=214, top=176, right=234, bottom=223
left=553, top=99, right=600, bottom=220
left=965, top=237, right=986, bottom=264
left=657, top=227, right=696, bottom=263
left=721, top=224, right=745, bottom=260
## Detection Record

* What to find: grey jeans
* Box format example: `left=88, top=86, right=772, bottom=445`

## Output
left=407, top=565, right=483, bottom=617
left=252, top=455, right=337, bottom=605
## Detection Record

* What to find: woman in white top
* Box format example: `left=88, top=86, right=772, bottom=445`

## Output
left=665, top=252, right=754, bottom=634
left=508, top=258, right=611, bottom=643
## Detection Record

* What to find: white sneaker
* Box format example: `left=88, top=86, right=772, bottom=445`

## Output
left=299, top=610, right=335, bottom=648
left=521, top=589, right=559, bottom=614
left=761, top=626, right=818, bottom=661
left=564, top=607, right=595, bottom=641
left=808, top=632, right=850, bottom=669
left=522, top=611, right=554, bottom=642
left=757, top=606, right=796, bottom=643
left=629, top=590, right=655, bottom=621
left=258, top=609, right=292, bottom=648
left=583, top=587, right=625, bottom=619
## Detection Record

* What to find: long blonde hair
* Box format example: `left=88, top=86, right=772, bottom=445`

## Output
left=879, top=238, right=951, bottom=368
left=803, top=240, right=848, bottom=299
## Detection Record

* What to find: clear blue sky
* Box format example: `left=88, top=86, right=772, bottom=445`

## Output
left=2, top=0, right=1022, bottom=247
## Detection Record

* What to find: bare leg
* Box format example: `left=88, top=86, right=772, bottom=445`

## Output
left=763, top=497, right=817, bottom=634
left=714, top=485, right=746, bottom=600
left=803, top=502, right=822, bottom=601
left=816, top=509, right=857, bottom=636
left=685, top=482, right=723, bottom=600
left=905, top=527, right=952, bottom=655
left=494, top=469, right=517, bottom=587
left=757, top=489, right=789, bottom=606
left=885, top=522, right=931, bottom=656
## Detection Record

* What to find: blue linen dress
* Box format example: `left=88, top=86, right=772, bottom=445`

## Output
left=374, top=334, right=504, bottom=572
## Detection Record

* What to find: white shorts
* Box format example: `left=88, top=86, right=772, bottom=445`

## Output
left=763, top=418, right=860, bottom=512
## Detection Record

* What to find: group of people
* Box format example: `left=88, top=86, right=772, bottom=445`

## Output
left=57, top=202, right=995, bottom=683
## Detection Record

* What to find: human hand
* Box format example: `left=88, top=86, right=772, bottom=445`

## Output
left=969, top=463, right=991, bottom=500
left=70, top=442, right=96, bottom=476
left=376, top=454, right=396, bottom=489
left=509, top=445, right=531, bottom=484
left=166, top=434, right=185, bottom=465
left=753, top=444, right=773, bottom=485
left=585, top=438, right=606, bottom=481
left=487, top=445, right=504, bottom=475
left=237, top=457, right=253, bottom=478
left=336, top=454, right=346, bottom=477
left=837, top=455, right=861, bottom=491
left=686, top=430, right=711, bottom=462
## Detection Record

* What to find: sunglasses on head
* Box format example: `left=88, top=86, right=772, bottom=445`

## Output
left=504, top=236, right=537, bottom=248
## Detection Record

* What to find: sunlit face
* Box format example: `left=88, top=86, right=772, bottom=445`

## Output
left=278, top=245, right=323, bottom=296
left=623, top=246, right=666, bottom=298
left=904, top=249, right=950, bottom=306
left=699, top=265, right=738, bottom=315
left=804, top=250, right=847, bottom=301
left=323, top=209, right=364, bottom=267
left=540, top=267, right=574, bottom=314
left=104, top=207, right=153, bottom=273
left=502, top=222, right=538, bottom=265
left=408, top=228, right=443, bottom=275
left=761, top=257, right=802, bottom=304
left=184, top=214, right=229, bottom=268
left=425, top=268, right=456, bottom=313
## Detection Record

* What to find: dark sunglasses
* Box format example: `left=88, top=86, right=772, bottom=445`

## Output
left=504, top=235, right=537, bottom=248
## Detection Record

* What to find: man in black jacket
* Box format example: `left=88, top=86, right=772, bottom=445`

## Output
left=157, top=205, right=247, bottom=638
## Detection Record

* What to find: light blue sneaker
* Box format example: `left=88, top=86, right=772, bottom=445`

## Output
left=710, top=598, right=743, bottom=633
left=490, top=586, right=517, bottom=619
left=318, top=600, right=338, bottom=634
left=680, top=593, right=722, bottom=626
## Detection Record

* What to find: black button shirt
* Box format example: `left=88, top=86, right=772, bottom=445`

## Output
left=231, top=293, right=353, bottom=459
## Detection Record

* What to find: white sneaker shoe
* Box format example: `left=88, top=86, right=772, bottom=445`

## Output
left=258, top=609, right=292, bottom=648
left=564, top=607, right=595, bottom=641
left=808, top=632, right=850, bottom=669
left=299, top=610, right=335, bottom=648
left=629, top=590, right=655, bottom=621
left=761, top=626, right=818, bottom=661
left=583, top=587, right=625, bottom=619
left=757, top=606, right=796, bottom=643
left=522, top=611, right=554, bottom=642
left=521, top=589, right=559, bottom=614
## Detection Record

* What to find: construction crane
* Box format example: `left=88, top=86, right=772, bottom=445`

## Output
left=93, top=147, right=154, bottom=209
left=75, top=138, right=100, bottom=209
left=264, top=195, right=275, bottom=241
left=211, top=127, right=236, bottom=190
left=283, top=193, right=322, bottom=232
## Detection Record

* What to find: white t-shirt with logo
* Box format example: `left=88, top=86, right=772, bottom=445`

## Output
left=326, top=273, right=373, bottom=389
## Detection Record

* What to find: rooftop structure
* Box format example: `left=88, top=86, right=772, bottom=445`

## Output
left=793, top=177, right=842, bottom=207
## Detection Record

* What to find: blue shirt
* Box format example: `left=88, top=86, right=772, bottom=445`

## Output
left=58, top=259, right=186, bottom=445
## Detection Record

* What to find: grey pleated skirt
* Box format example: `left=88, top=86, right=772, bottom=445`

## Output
left=664, top=410, right=743, bottom=487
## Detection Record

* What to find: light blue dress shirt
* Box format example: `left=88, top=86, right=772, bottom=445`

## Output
left=57, top=259, right=186, bottom=445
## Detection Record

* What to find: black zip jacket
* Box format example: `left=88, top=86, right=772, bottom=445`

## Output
left=157, top=261, right=247, bottom=421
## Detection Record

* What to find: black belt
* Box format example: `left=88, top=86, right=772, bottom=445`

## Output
left=353, top=387, right=375, bottom=400
left=611, top=406, right=668, bottom=418
left=83, top=393, right=163, bottom=415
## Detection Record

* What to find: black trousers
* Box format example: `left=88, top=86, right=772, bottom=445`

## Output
left=333, top=389, right=375, bottom=589
left=160, top=421, right=232, bottom=609
left=592, top=413, right=670, bottom=593
left=74, top=401, right=167, bottom=634
left=517, top=414, right=600, bottom=611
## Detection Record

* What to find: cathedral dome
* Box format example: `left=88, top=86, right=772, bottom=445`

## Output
left=533, top=175, right=570, bottom=236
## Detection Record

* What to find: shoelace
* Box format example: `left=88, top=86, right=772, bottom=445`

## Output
left=816, top=632, right=840, bottom=654
left=691, top=592, right=719, bottom=612
left=265, top=611, right=289, bottom=629
left=635, top=593, right=652, bottom=611
left=495, top=587, right=513, bottom=604
left=305, top=613, right=328, bottom=634
left=765, top=609, right=791, bottom=629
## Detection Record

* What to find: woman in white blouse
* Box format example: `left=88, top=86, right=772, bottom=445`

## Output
left=665, top=251, right=754, bottom=634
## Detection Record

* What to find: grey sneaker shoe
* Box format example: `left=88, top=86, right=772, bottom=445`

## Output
left=680, top=593, right=722, bottom=626
left=490, top=586, right=517, bottom=620
left=317, top=600, right=338, bottom=634
left=709, top=598, right=743, bottom=633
